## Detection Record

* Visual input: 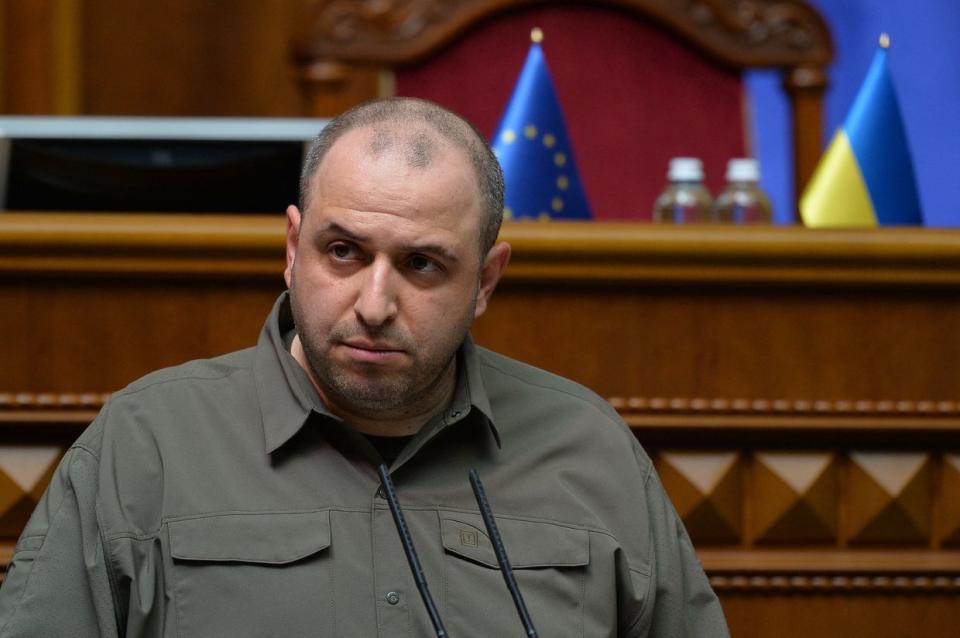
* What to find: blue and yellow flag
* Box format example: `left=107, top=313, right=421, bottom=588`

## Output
left=800, top=39, right=922, bottom=227
left=492, top=33, right=591, bottom=220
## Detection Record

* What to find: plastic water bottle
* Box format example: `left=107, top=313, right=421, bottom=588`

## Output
left=711, top=158, right=772, bottom=224
left=652, top=157, right=712, bottom=223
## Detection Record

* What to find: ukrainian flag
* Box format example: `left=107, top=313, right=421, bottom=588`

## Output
left=800, top=39, right=922, bottom=227
left=492, top=30, right=591, bottom=220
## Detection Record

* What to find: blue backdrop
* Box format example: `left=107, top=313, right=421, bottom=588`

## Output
left=747, top=0, right=960, bottom=225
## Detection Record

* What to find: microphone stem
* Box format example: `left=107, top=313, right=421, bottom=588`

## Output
left=377, top=464, right=448, bottom=638
left=469, top=469, right=539, bottom=638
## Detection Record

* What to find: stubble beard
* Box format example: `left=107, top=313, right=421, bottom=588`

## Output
left=289, top=289, right=476, bottom=418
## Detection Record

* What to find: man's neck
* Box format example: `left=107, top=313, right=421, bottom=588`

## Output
left=290, top=335, right=456, bottom=437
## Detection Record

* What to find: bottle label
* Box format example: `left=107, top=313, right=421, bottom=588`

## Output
left=672, top=203, right=697, bottom=223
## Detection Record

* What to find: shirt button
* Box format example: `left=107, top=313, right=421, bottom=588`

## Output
left=376, top=486, right=386, bottom=499
left=385, top=591, right=400, bottom=605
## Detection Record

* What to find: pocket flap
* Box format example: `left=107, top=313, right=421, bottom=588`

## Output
left=168, top=510, right=331, bottom=564
left=440, top=512, right=588, bottom=569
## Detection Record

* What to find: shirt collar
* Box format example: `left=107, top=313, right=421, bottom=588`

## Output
left=254, top=292, right=328, bottom=454
left=254, top=291, right=500, bottom=454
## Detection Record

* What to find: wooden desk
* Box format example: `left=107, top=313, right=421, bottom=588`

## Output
left=2, top=214, right=960, bottom=636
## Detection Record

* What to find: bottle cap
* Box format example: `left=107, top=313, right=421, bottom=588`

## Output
left=668, top=157, right=704, bottom=181
left=726, top=158, right=760, bottom=182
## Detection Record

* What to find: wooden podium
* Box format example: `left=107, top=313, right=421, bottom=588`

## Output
left=3, top=214, right=960, bottom=637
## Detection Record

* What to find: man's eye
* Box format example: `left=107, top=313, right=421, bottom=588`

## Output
left=409, top=254, right=441, bottom=273
left=329, top=243, right=359, bottom=260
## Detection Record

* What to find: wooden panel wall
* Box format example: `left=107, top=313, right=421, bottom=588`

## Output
left=5, top=215, right=960, bottom=398
left=1, top=0, right=305, bottom=116
left=3, top=214, right=960, bottom=636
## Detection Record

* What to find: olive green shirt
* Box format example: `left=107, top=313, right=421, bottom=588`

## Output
left=0, top=293, right=728, bottom=637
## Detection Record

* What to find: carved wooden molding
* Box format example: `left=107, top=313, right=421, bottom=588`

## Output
left=616, top=397, right=960, bottom=438
left=0, top=393, right=110, bottom=410
left=702, top=550, right=960, bottom=592
left=709, top=573, right=960, bottom=593
left=4, top=392, right=959, bottom=417
left=0, top=394, right=107, bottom=434
left=5, top=214, right=960, bottom=287
left=297, top=0, right=833, bottom=70
left=610, top=397, right=960, bottom=417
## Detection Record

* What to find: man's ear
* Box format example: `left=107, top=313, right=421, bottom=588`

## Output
left=474, top=241, right=511, bottom=319
left=284, top=204, right=302, bottom=288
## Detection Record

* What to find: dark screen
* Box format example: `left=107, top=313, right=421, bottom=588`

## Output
left=4, top=139, right=303, bottom=213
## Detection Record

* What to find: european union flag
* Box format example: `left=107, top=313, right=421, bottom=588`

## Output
left=492, top=37, right=591, bottom=220
left=800, top=37, right=922, bottom=227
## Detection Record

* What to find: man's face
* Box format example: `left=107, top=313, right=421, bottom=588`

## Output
left=284, top=126, right=507, bottom=420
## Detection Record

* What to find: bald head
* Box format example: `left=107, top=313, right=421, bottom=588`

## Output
left=299, top=98, right=505, bottom=255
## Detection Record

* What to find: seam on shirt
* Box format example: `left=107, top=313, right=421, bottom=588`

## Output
left=330, top=522, right=337, bottom=637
left=426, top=503, right=621, bottom=539
left=641, top=453, right=654, bottom=487
left=578, top=564, right=586, bottom=638
left=103, top=530, right=162, bottom=543
left=371, top=503, right=384, bottom=638
left=104, top=507, right=371, bottom=543
left=158, top=505, right=616, bottom=540
left=71, top=441, right=101, bottom=462
left=112, top=367, right=249, bottom=401
left=104, top=507, right=361, bottom=541
left=171, top=524, right=186, bottom=638
left=0, top=449, right=78, bottom=637
left=479, top=360, right=624, bottom=424
left=622, top=567, right=654, bottom=636
left=97, top=497, right=125, bottom=634
left=441, top=520, right=449, bottom=625
left=162, top=505, right=368, bottom=523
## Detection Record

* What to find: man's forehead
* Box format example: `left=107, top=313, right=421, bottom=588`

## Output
left=313, top=124, right=476, bottom=195
left=330, top=123, right=452, bottom=161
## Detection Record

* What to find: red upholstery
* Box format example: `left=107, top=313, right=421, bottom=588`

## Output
left=395, top=4, right=745, bottom=219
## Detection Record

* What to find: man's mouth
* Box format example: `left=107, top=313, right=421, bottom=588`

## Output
left=339, top=340, right=405, bottom=362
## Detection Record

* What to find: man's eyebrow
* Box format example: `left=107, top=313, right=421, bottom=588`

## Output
left=406, top=243, right=459, bottom=264
left=316, top=221, right=368, bottom=243
left=317, top=221, right=460, bottom=264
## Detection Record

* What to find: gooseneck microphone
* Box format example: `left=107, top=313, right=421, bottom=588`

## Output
left=468, top=469, right=539, bottom=638
left=377, top=464, right=448, bottom=638
left=378, top=465, right=540, bottom=637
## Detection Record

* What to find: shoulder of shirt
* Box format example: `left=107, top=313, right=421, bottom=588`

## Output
left=474, top=346, right=652, bottom=476
left=73, top=346, right=258, bottom=453
left=475, top=345, right=637, bottom=428
left=114, top=346, right=256, bottom=398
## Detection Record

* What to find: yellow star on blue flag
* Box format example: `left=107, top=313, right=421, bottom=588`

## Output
left=492, top=33, right=591, bottom=220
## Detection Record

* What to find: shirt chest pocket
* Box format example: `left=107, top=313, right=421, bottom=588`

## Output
left=168, top=510, right=333, bottom=638
left=439, top=512, right=589, bottom=638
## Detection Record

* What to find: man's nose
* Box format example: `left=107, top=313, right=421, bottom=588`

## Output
left=354, top=258, right=398, bottom=327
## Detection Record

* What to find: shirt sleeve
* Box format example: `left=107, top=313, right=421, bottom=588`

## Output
left=625, top=465, right=730, bottom=637
left=0, top=444, right=119, bottom=637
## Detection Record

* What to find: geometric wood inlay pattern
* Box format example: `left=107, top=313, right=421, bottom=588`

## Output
left=655, top=451, right=741, bottom=544
left=752, top=452, right=838, bottom=544
left=847, top=452, right=933, bottom=545
left=0, top=447, right=64, bottom=539
left=941, top=454, right=960, bottom=546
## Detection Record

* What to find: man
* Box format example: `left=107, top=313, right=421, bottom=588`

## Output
left=0, top=98, right=728, bottom=637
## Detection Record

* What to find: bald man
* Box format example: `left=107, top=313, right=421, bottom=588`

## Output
left=0, top=98, right=728, bottom=637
